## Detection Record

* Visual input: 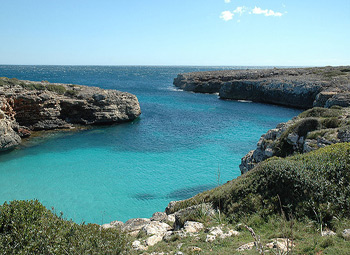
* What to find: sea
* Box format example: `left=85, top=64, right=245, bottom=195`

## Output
left=0, top=65, right=301, bottom=224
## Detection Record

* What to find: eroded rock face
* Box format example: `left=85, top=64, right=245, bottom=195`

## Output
left=0, top=97, right=21, bottom=151
left=0, top=78, right=141, bottom=151
left=174, top=66, right=350, bottom=109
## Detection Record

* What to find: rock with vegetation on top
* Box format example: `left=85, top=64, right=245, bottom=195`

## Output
left=0, top=77, right=141, bottom=151
left=240, top=106, right=350, bottom=174
left=174, top=66, right=350, bottom=109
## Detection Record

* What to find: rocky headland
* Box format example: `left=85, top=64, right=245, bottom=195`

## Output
left=0, top=77, right=141, bottom=152
left=173, top=66, right=350, bottom=109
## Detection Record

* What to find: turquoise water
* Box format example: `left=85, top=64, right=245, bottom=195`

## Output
left=0, top=66, right=301, bottom=223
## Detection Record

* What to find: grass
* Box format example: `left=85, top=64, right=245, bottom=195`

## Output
left=140, top=214, right=350, bottom=254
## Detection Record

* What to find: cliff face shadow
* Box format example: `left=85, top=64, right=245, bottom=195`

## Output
left=166, top=184, right=215, bottom=200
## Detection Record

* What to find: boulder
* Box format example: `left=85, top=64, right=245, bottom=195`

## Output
left=122, top=218, right=150, bottom=236
left=141, top=221, right=172, bottom=236
left=183, top=221, right=204, bottom=233
left=132, top=240, right=148, bottom=251
left=342, top=229, right=350, bottom=240
left=145, top=235, right=163, bottom=246
left=151, top=212, right=168, bottom=222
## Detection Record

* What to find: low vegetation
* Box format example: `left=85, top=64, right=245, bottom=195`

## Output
left=171, top=143, right=350, bottom=223
left=0, top=200, right=129, bottom=254
left=0, top=77, right=79, bottom=96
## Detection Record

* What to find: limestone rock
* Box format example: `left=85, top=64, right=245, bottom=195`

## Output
left=101, top=220, right=124, bottom=229
left=145, top=235, right=163, bottom=246
left=174, top=66, right=350, bottom=109
left=141, top=221, right=172, bottom=236
left=321, top=230, right=336, bottom=236
left=236, top=242, right=255, bottom=251
left=0, top=78, right=141, bottom=152
left=174, top=203, right=214, bottom=230
left=0, top=98, right=21, bottom=151
left=342, top=229, right=350, bottom=240
left=265, top=238, right=294, bottom=252
left=205, top=234, right=216, bottom=242
left=205, top=226, right=240, bottom=242
left=183, top=221, right=204, bottom=233
left=151, top=212, right=168, bottom=222
left=167, top=214, right=176, bottom=223
left=132, top=240, right=148, bottom=251
left=165, top=200, right=181, bottom=215
left=122, top=218, right=150, bottom=236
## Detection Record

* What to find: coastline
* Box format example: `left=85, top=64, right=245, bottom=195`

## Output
left=0, top=77, right=141, bottom=152
left=173, top=66, right=350, bottom=109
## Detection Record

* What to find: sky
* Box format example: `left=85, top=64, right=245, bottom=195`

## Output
left=0, top=0, right=349, bottom=66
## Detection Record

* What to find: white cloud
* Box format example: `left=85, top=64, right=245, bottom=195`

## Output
left=252, top=6, right=283, bottom=17
left=233, top=6, right=246, bottom=15
left=220, top=11, right=234, bottom=21
left=224, top=0, right=231, bottom=3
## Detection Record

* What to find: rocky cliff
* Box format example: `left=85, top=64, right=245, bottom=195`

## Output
left=240, top=106, right=350, bottom=174
left=0, top=77, right=141, bottom=152
left=174, top=66, right=350, bottom=109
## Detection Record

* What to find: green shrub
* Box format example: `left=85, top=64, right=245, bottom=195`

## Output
left=321, top=117, right=341, bottom=128
left=298, top=107, right=341, bottom=118
left=0, top=200, right=129, bottom=254
left=46, top=84, right=67, bottom=94
left=173, top=143, right=350, bottom=225
left=65, top=89, right=79, bottom=97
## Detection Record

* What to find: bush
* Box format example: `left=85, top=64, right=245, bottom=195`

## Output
left=173, top=143, right=350, bottom=224
left=46, top=84, right=67, bottom=94
left=298, top=107, right=341, bottom=118
left=65, top=89, right=79, bottom=97
left=0, top=200, right=129, bottom=254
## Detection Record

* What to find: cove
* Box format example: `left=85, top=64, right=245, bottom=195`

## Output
left=0, top=66, right=301, bottom=223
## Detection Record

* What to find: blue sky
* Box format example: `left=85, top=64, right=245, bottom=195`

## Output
left=0, top=0, right=349, bottom=66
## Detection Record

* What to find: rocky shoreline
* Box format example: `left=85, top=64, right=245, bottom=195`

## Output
left=173, top=66, right=350, bottom=109
left=0, top=77, right=141, bottom=152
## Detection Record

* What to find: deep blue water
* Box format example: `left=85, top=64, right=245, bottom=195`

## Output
left=0, top=66, right=301, bottom=223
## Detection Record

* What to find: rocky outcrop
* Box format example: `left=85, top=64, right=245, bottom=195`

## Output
left=0, top=77, right=141, bottom=151
left=174, top=66, right=350, bottom=109
left=0, top=97, right=21, bottom=151
left=240, top=107, right=350, bottom=174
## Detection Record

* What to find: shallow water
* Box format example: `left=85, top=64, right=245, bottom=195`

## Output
left=0, top=66, right=301, bottom=223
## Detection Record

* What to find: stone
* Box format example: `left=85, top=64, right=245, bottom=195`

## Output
left=163, top=230, right=187, bottom=242
left=183, top=221, right=204, bottom=233
left=141, top=221, right=172, bottom=236
left=122, top=218, right=150, bottom=235
left=287, top=132, right=299, bottom=145
left=174, top=203, right=214, bottom=230
left=101, top=220, right=124, bottom=229
left=342, top=229, right=350, bottom=240
left=145, top=235, right=163, bottom=246
left=321, top=230, right=336, bottom=236
left=265, top=238, right=294, bottom=252
left=206, top=226, right=239, bottom=241
left=167, top=214, right=176, bottom=223
left=236, top=242, right=255, bottom=251
left=132, top=240, right=148, bottom=251
left=205, top=234, right=216, bottom=242
left=188, top=246, right=202, bottom=252
left=151, top=212, right=168, bottom=222
left=165, top=200, right=180, bottom=214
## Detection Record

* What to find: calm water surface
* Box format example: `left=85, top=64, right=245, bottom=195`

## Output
left=0, top=66, right=301, bottom=223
